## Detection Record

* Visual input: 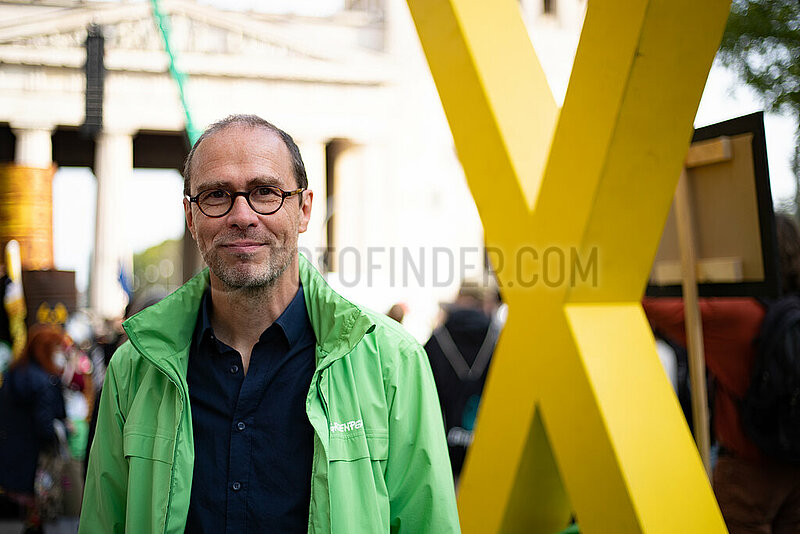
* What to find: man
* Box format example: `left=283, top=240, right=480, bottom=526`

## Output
left=79, top=115, right=460, bottom=533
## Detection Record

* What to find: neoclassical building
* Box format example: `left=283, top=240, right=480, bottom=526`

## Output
left=0, top=0, right=584, bottom=339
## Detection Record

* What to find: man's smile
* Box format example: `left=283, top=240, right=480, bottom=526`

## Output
left=221, top=240, right=266, bottom=254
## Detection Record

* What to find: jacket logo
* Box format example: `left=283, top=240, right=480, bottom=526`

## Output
left=330, top=419, right=363, bottom=433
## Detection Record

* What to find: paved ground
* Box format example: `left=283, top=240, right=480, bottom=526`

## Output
left=0, top=518, right=79, bottom=533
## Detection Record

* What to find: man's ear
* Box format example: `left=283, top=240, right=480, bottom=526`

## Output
left=183, top=197, right=196, bottom=240
left=298, top=189, right=313, bottom=234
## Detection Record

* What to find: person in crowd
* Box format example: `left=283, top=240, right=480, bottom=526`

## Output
left=0, top=324, right=70, bottom=534
left=643, top=213, right=800, bottom=533
left=80, top=114, right=459, bottom=533
left=83, top=290, right=165, bottom=477
left=386, top=302, right=407, bottom=323
left=424, top=278, right=501, bottom=481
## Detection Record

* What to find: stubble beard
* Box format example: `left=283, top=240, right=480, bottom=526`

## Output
left=200, top=238, right=296, bottom=293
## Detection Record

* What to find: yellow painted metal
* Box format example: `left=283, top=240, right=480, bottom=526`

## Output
left=406, top=0, right=731, bottom=532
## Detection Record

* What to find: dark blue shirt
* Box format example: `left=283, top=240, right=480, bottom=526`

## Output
left=185, top=285, right=316, bottom=534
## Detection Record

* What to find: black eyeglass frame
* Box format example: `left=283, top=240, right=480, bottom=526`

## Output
left=187, top=185, right=306, bottom=218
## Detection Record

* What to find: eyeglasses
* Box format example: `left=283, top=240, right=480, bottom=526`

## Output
left=187, top=185, right=306, bottom=217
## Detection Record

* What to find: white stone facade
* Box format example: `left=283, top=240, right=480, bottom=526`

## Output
left=0, top=0, right=585, bottom=339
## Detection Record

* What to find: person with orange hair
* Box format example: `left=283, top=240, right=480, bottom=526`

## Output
left=0, top=324, right=69, bottom=534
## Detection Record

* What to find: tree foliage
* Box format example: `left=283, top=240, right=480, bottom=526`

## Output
left=718, top=0, right=800, bottom=124
left=718, top=0, right=800, bottom=204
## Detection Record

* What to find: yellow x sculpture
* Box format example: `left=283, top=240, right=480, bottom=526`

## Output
left=407, top=0, right=731, bottom=532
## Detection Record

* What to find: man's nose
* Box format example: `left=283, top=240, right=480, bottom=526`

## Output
left=226, top=195, right=259, bottom=228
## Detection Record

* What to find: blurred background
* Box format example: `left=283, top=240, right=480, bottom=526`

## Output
left=0, top=1, right=798, bottom=532
left=0, top=0, right=796, bottom=341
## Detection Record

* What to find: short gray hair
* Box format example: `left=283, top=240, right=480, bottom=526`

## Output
left=182, top=114, right=308, bottom=196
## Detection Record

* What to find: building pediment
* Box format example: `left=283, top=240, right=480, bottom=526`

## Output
left=0, top=0, right=388, bottom=83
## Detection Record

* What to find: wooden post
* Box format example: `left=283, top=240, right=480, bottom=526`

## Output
left=674, top=169, right=712, bottom=478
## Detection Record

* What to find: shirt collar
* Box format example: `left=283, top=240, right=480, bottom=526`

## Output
left=197, top=283, right=309, bottom=348
left=269, top=284, right=309, bottom=347
left=198, top=289, right=214, bottom=342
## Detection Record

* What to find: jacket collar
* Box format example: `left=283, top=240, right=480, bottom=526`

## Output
left=298, top=254, right=375, bottom=366
left=122, top=267, right=209, bottom=381
left=122, top=254, right=375, bottom=375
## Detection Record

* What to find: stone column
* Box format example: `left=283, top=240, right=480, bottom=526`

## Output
left=91, top=130, right=133, bottom=319
left=359, top=143, right=390, bottom=247
left=330, top=141, right=365, bottom=273
left=2, top=124, right=57, bottom=270
left=296, top=139, right=327, bottom=269
left=11, top=125, right=54, bottom=168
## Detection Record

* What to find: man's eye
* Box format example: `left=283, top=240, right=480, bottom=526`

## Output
left=199, top=189, right=230, bottom=206
left=253, top=187, right=280, bottom=198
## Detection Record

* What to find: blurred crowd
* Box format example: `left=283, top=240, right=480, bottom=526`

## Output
left=0, top=293, right=159, bottom=534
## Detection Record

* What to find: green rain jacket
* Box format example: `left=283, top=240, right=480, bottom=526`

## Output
left=79, top=256, right=460, bottom=533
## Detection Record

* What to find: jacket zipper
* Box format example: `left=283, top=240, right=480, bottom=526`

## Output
left=162, top=376, right=183, bottom=534
left=126, top=333, right=185, bottom=534
left=317, top=370, right=330, bottom=424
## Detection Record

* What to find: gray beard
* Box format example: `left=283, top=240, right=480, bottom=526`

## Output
left=201, top=243, right=295, bottom=292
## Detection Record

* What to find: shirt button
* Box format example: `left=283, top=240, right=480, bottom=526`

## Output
left=229, top=364, right=239, bottom=374
left=236, top=421, right=246, bottom=431
left=232, top=482, right=241, bottom=491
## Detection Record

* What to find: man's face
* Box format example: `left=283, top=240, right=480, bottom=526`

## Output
left=183, top=125, right=312, bottom=291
